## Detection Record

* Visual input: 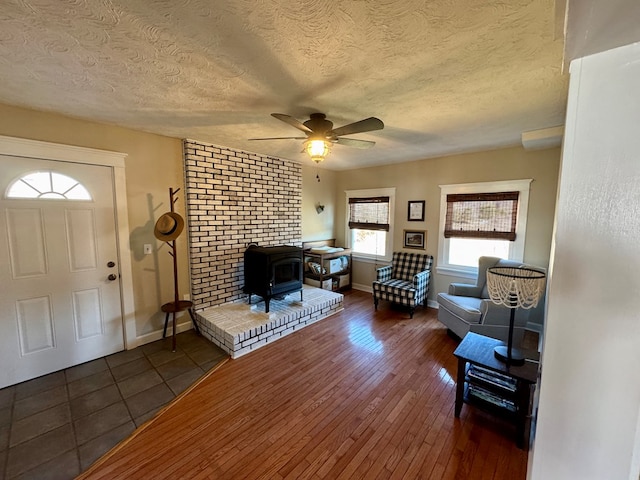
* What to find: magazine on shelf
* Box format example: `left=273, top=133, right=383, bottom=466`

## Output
left=467, top=384, right=517, bottom=412
left=467, top=365, right=517, bottom=391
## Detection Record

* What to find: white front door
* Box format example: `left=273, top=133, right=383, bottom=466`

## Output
left=0, top=156, right=124, bottom=388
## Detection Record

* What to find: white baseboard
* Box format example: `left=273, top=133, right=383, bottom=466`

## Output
left=352, top=283, right=372, bottom=293
left=526, top=322, right=544, bottom=334
left=128, top=319, right=194, bottom=350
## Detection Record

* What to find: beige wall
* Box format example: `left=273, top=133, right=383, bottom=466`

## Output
left=0, top=103, right=341, bottom=341
left=0, top=103, right=187, bottom=339
left=0, top=102, right=561, bottom=338
left=334, top=146, right=561, bottom=304
left=301, top=164, right=337, bottom=242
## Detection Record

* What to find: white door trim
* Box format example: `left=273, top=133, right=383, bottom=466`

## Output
left=0, top=135, right=138, bottom=349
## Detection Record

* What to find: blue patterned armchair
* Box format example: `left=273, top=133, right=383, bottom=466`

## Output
left=373, top=252, right=434, bottom=318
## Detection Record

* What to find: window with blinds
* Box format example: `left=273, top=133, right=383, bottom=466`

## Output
left=444, top=192, right=519, bottom=241
left=348, top=196, right=390, bottom=231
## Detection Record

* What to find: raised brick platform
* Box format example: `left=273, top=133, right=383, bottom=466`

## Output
left=194, top=285, right=343, bottom=358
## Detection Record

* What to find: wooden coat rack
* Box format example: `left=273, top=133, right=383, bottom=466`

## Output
left=159, top=187, right=199, bottom=352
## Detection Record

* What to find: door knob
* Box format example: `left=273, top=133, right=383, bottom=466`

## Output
left=107, top=261, right=116, bottom=268
left=108, top=274, right=117, bottom=281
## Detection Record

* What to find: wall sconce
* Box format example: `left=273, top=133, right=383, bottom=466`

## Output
left=315, top=203, right=325, bottom=214
left=305, top=139, right=331, bottom=163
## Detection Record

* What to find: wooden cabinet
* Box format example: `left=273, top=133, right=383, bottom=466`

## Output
left=302, top=239, right=352, bottom=292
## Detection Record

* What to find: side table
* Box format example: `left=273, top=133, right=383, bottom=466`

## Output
left=161, top=300, right=200, bottom=352
left=453, top=332, right=539, bottom=449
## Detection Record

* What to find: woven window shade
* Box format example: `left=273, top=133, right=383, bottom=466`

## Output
left=348, top=196, right=390, bottom=231
left=444, top=192, right=519, bottom=240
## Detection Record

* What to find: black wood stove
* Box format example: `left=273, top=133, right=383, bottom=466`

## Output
left=243, top=244, right=303, bottom=313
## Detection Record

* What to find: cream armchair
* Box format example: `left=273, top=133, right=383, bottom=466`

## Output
left=436, top=256, right=544, bottom=344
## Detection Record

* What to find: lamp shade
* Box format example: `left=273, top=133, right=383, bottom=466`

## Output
left=486, top=266, right=545, bottom=365
left=486, top=266, right=546, bottom=309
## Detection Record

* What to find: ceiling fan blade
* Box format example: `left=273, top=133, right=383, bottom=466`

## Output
left=330, top=117, right=384, bottom=137
left=271, top=113, right=313, bottom=133
left=248, top=136, right=307, bottom=141
left=335, top=137, right=376, bottom=149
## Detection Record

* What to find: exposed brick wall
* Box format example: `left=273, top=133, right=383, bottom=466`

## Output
left=183, top=139, right=302, bottom=309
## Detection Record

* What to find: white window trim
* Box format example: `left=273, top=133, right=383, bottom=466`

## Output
left=437, top=179, right=532, bottom=278
left=345, top=187, right=395, bottom=262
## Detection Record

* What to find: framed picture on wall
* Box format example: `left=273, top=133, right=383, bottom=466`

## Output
left=407, top=200, right=425, bottom=221
left=404, top=230, right=426, bottom=249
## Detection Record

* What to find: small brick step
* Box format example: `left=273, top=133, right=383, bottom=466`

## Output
left=195, top=285, right=343, bottom=358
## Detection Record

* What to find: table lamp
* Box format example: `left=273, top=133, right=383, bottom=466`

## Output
left=486, top=266, right=546, bottom=365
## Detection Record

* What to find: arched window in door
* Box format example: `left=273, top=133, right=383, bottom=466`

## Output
left=5, top=171, right=92, bottom=200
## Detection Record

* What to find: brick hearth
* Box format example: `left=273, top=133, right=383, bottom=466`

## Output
left=195, top=286, right=343, bottom=358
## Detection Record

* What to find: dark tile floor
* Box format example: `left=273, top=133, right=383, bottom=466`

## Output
left=0, top=330, right=228, bottom=480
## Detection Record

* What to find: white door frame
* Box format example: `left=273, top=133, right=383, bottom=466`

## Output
left=0, top=135, right=138, bottom=349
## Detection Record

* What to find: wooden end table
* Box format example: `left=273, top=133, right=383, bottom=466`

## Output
left=454, top=332, right=540, bottom=449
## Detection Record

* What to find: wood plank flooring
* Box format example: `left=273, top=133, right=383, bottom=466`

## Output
left=79, top=290, right=529, bottom=479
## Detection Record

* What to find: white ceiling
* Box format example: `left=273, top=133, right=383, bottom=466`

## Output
left=0, top=0, right=569, bottom=170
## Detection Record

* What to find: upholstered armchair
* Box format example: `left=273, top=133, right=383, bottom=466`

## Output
left=436, top=256, right=545, bottom=344
left=373, top=252, right=434, bottom=318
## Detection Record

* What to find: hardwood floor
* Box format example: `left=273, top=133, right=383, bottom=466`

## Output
left=79, top=290, right=530, bottom=479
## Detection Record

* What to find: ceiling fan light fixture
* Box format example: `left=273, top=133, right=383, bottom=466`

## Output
left=252, top=113, right=384, bottom=162
left=305, top=139, right=330, bottom=163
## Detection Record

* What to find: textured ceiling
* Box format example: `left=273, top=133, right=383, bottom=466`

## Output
left=0, top=0, right=568, bottom=170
